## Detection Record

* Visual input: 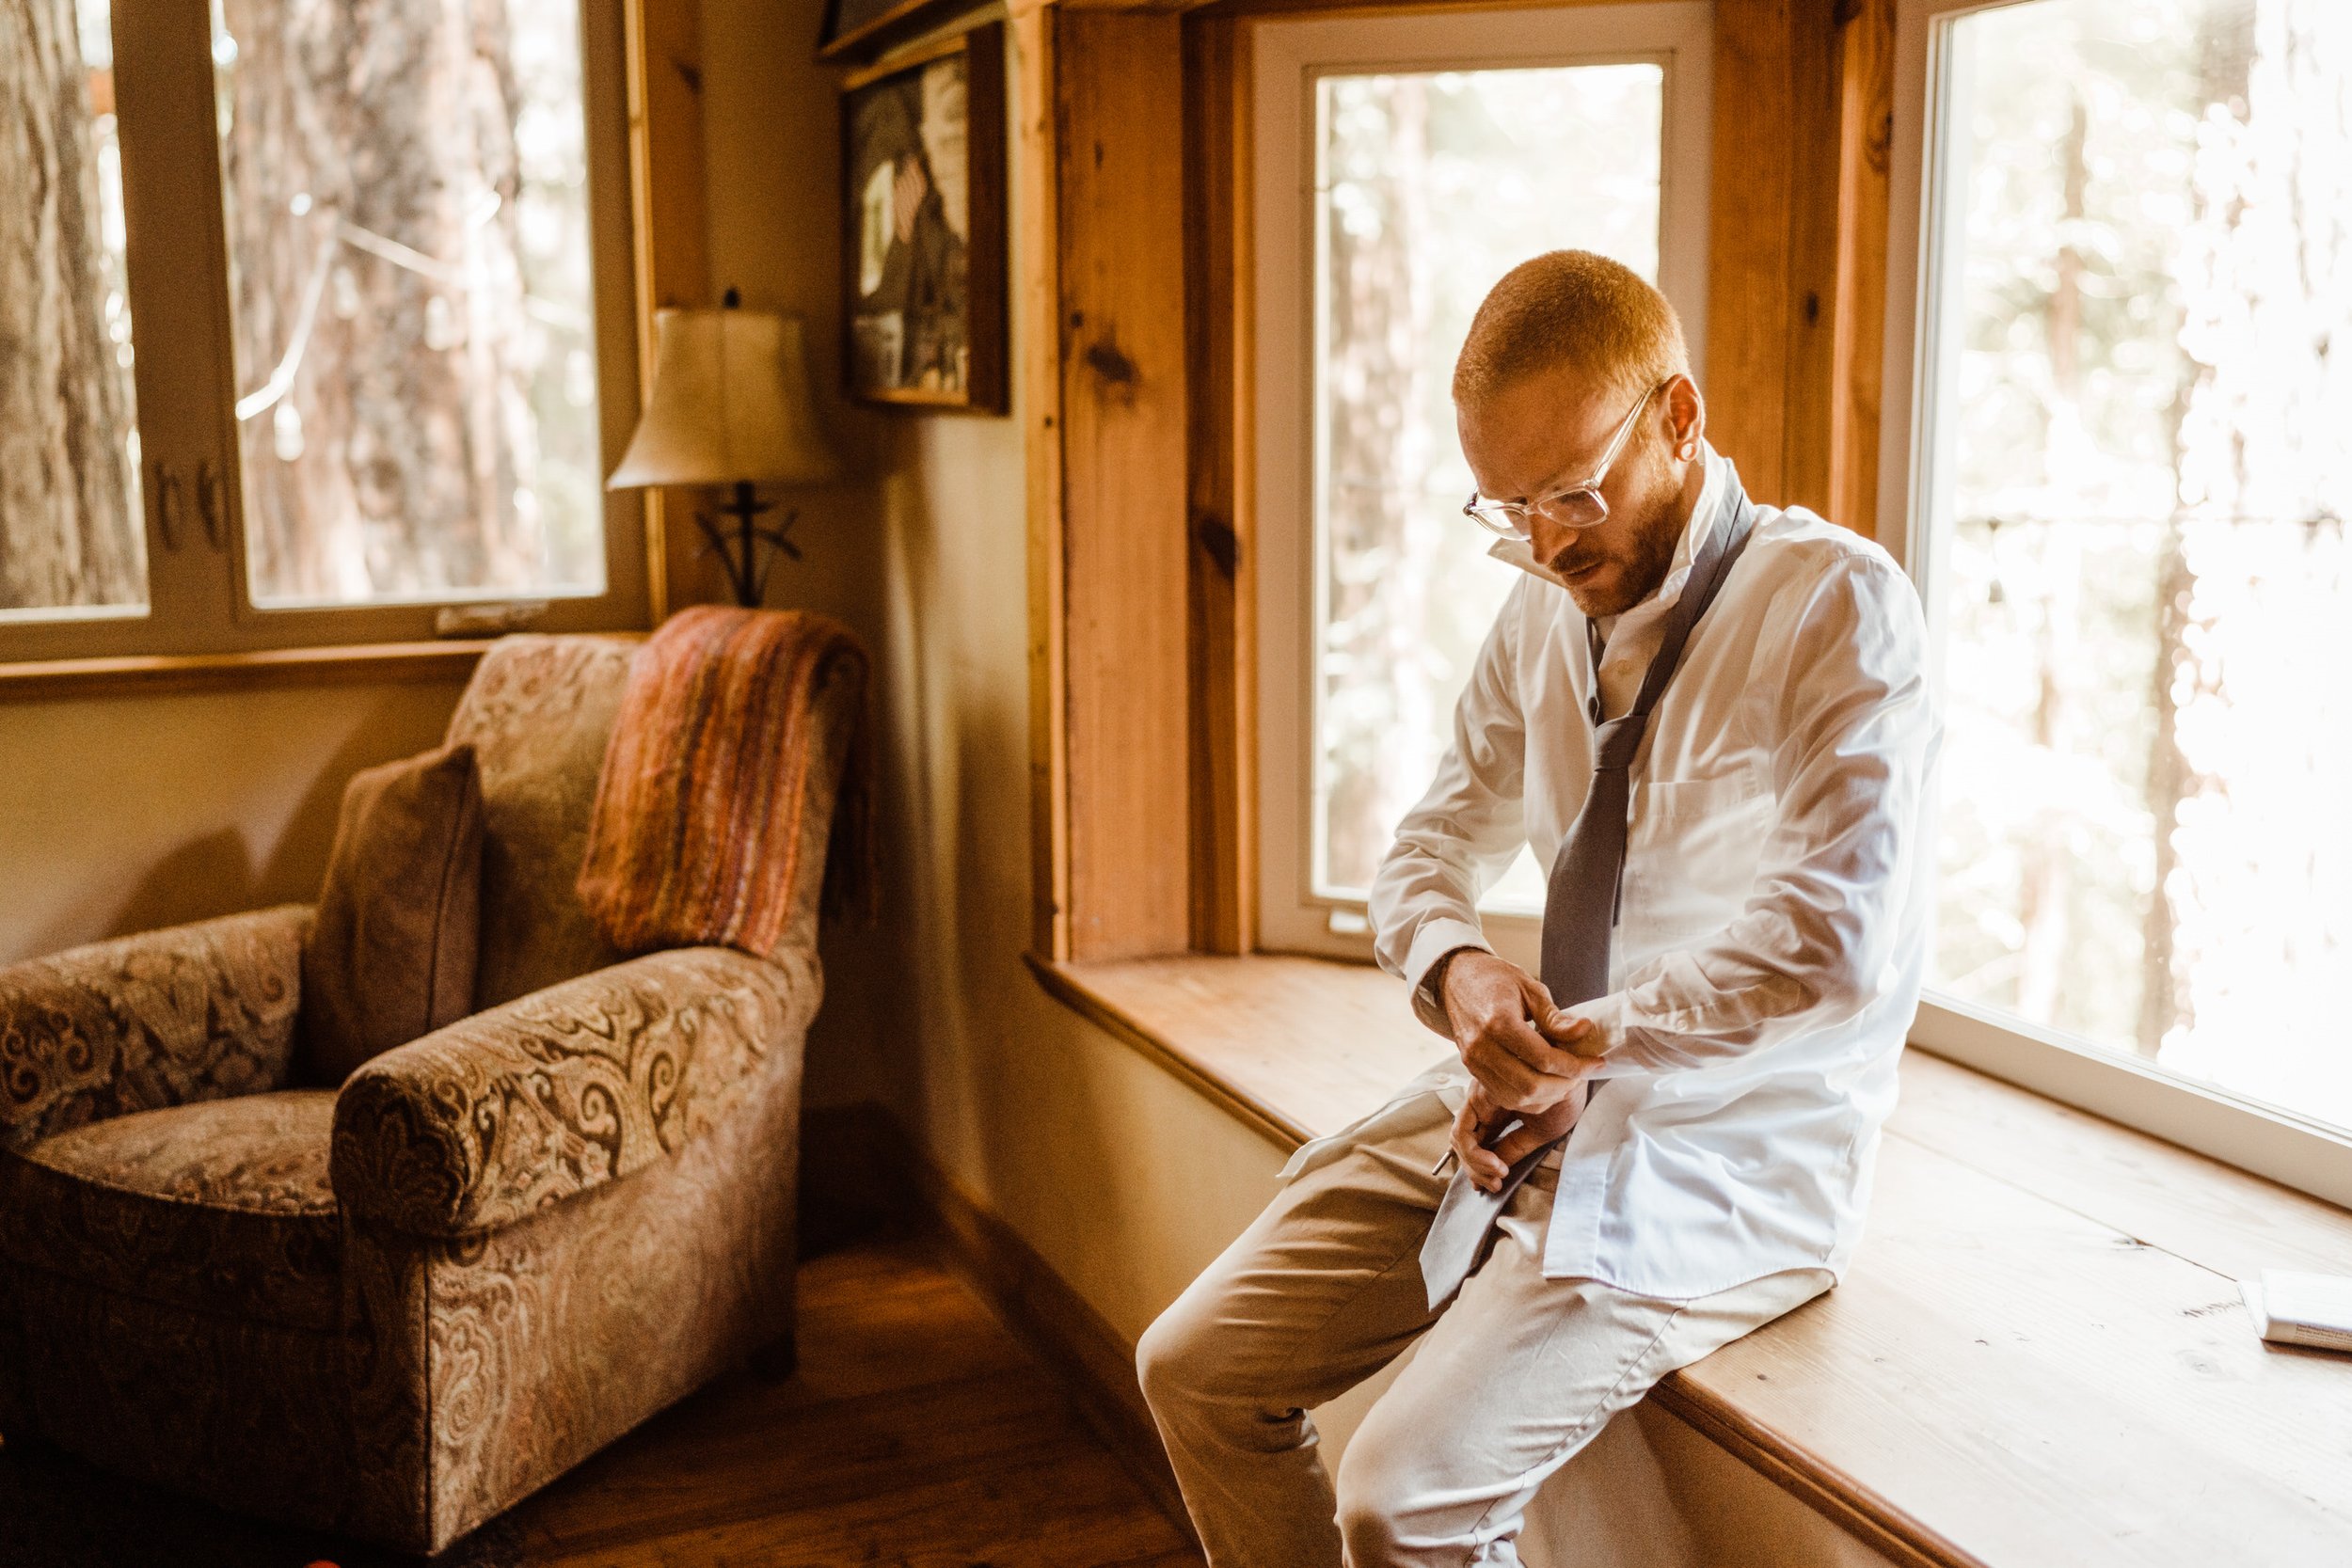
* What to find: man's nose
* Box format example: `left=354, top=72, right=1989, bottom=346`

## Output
left=1528, top=513, right=1580, bottom=567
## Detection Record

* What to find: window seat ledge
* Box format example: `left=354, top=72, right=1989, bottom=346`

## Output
left=0, top=641, right=497, bottom=703
left=1030, top=950, right=2352, bottom=1568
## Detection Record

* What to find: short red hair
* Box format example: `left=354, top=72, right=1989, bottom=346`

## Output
left=1453, top=250, right=1689, bottom=410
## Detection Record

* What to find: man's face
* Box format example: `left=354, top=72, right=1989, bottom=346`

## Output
left=1457, top=365, right=1697, bottom=619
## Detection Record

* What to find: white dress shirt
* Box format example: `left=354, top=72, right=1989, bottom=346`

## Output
left=1281, top=446, right=1941, bottom=1300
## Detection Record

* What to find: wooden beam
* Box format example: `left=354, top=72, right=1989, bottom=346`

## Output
left=1705, top=0, right=1795, bottom=502
left=1057, top=10, right=1195, bottom=960
left=1707, top=0, right=1888, bottom=531
left=1780, top=0, right=1844, bottom=517
left=623, top=0, right=710, bottom=623
left=1829, top=0, right=1895, bottom=539
left=1019, top=3, right=1073, bottom=959
left=1183, top=12, right=1254, bottom=955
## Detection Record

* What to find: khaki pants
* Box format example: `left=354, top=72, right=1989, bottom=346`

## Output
left=1136, top=1090, right=1833, bottom=1568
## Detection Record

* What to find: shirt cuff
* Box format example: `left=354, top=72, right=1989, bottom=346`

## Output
left=1403, top=917, right=1492, bottom=1037
left=1560, top=991, right=1636, bottom=1066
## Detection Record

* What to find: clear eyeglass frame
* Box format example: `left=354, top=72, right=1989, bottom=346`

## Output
left=1462, top=377, right=1669, bottom=539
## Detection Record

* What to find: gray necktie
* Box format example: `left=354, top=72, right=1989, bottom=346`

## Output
left=1417, top=477, right=1758, bottom=1309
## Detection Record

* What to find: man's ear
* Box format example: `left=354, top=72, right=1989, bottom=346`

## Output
left=1666, top=374, right=1705, bottom=461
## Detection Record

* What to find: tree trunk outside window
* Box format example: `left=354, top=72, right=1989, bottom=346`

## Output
left=0, top=0, right=141, bottom=613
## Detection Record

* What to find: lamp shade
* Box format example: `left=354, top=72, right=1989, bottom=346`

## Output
left=607, top=309, right=841, bottom=489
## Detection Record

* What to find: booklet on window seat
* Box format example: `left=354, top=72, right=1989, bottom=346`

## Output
left=2240, top=1271, right=2352, bottom=1354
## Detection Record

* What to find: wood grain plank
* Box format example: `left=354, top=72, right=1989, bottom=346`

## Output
left=1057, top=10, right=1195, bottom=959
left=1705, top=0, right=1797, bottom=500
left=1681, top=1139, right=2352, bottom=1567
left=1043, top=952, right=1445, bottom=1146
left=1829, top=0, right=1895, bottom=537
left=1019, top=2, right=1073, bottom=959
left=622, top=0, right=709, bottom=623
left=1035, top=951, right=2352, bottom=1568
left=0, top=640, right=492, bottom=702
left=1183, top=10, right=1253, bottom=956
left=1891, top=1049, right=2352, bottom=1281
left=1779, top=0, right=1843, bottom=515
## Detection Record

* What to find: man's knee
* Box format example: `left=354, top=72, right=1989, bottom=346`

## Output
left=1335, top=1413, right=1480, bottom=1567
left=1136, top=1291, right=1222, bottom=1416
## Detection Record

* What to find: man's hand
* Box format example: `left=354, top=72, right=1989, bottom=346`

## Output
left=1435, top=949, right=1604, bottom=1117
left=1450, top=1082, right=1582, bottom=1193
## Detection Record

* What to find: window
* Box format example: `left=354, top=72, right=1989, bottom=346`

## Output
left=0, top=0, right=145, bottom=624
left=1887, top=0, right=2352, bottom=1202
left=0, top=0, right=640, bottom=660
left=1252, top=2, right=1713, bottom=967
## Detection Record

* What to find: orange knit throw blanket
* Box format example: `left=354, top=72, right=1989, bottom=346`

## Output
left=577, top=606, right=869, bottom=957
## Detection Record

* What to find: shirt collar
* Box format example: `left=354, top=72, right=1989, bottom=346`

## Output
left=1485, top=441, right=1727, bottom=608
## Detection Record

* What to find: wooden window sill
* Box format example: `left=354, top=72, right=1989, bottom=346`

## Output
left=1029, top=951, right=2352, bottom=1568
left=0, top=641, right=506, bottom=703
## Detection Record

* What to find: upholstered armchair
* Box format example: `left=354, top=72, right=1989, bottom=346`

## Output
left=0, top=631, right=863, bottom=1554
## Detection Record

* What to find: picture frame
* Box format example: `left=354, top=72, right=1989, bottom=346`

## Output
left=817, top=0, right=988, bottom=64
left=838, top=24, right=1008, bottom=413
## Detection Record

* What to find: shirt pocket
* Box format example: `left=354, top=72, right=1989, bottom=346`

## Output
left=1622, top=770, right=1774, bottom=943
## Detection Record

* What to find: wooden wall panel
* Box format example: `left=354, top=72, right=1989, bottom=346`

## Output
left=1708, top=0, right=1894, bottom=532
left=624, top=0, right=709, bottom=623
left=1027, top=0, right=1901, bottom=963
left=1183, top=13, right=1253, bottom=955
left=1057, top=10, right=1195, bottom=960
left=1779, top=0, right=1845, bottom=516
left=1705, top=0, right=1800, bottom=504
left=1018, top=3, right=1073, bottom=959
left=1829, top=0, right=1896, bottom=538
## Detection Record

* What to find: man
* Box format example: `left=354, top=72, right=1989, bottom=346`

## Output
left=1136, top=251, right=1939, bottom=1566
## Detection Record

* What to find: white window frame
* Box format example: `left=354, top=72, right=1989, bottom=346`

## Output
left=1251, top=0, right=1714, bottom=975
left=1882, top=0, right=2352, bottom=1209
left=0, top=0, right=647, bottom=665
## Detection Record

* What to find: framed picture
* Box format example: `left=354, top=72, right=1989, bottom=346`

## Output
left=839, top=24, right=1008, bottom=413
left=818, top=0, right=986, bottom=63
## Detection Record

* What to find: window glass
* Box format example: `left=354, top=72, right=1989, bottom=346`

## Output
left=1926, top=0, right=2352, bottom=1128
left=0, top=0, right=145, bottom=622
left=212, top=0, right=602, bottom=608
left=1311, top=64, right=1664, bottom=911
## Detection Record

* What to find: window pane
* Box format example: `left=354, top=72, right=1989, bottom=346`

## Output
left=214, top=0, right=603, bottom=608
left=1312, top=65, right=1664, bottom=911
left=1927, top=0, right=2352, bottom=1130
left=0, top=0, right=145, bottom=621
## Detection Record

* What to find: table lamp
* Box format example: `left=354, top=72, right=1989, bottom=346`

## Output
left=608, top=293, right=842, bottom=607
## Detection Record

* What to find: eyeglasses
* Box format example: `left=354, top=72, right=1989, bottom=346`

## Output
left=1462, top=379, right=1669, bottom=539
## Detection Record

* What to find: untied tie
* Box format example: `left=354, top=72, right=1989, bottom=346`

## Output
left=1416, top=471, right=1759, bottom=1309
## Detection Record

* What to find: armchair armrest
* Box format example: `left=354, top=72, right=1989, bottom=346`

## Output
left=330, top=945, right=817, bottom=1238
left=0, top=905, right=312, bottom=1153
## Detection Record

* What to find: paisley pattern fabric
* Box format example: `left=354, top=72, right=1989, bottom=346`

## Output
left=332, top=943, right=817, bottom=1238
left=347, top=1047, right=804, bottom=1549
left=0, top=905, right=310, bottom=1154
left=444, top=634, right=639, bottom=1011
left=3, top=632, right=849, bottom=1553
left=3, top=1051, right=804, bottom=1555
left=2, top=1090, right=341, bottom=1330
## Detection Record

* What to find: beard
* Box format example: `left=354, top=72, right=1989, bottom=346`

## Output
left=1547, top=453, right=1687, bottom=619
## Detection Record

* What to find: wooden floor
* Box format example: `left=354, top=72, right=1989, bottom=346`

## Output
left=1, top=1229, right=1203, bottom=1568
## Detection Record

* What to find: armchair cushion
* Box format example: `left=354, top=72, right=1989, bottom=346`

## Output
left=0, top=1089, right=341, bottom=1331
left=297, top=741, right=485, bottom=1085
left=0, top=906, right=311, bottom=1155
left=444, top=634, right=637, bottom=1010
left=330, top=944, right=817, bottom=1238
